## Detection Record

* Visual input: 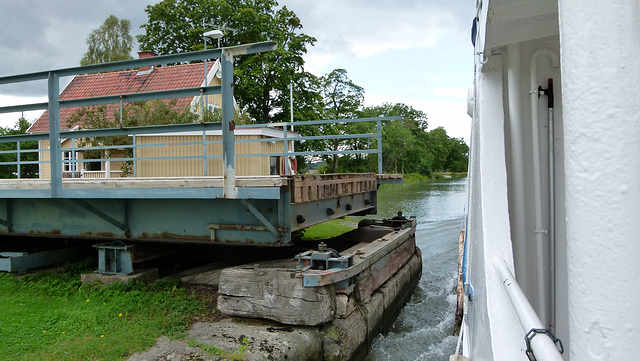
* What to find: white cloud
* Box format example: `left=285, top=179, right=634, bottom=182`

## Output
left=283, top=0, right=463, bottom=72
left=0, top=95, right=46, bottom=128
left=0, top=0, right=475, bottom=143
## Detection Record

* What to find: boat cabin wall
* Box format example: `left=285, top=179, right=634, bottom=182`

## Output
left=500, top=37, right=569, bottom=356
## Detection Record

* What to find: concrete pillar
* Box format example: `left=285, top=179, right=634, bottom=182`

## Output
left=559, top=1, right=640, bottom=359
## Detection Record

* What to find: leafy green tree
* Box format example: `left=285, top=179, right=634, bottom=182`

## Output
left=81, top=15, right=134, bottom=66
left=381, top=122, right=415, bottom=174
left=426, top=127, right=452, bottom=172
left=137, top=0, right=316, bottom=124
left=0, top=118, right=38, bottom=178
left=445, top=137, right=469, bottom=172
left=358, top=102, right=428, bottom=130
left=304, top=68, right=364, bottom=173
left=357, top=103, right=430, bottom=174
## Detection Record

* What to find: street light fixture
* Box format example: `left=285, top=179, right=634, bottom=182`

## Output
left=202, top=29, right=225, bottom=119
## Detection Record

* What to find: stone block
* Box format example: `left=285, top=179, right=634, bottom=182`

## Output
left=81, top=268, right=158, bottom=285
left=359, top=292, right=384, bottom=343
left=335, top=294, right=357, bottom=319
left=218, top=266, right=335, bottom=326
left=189, top=319, right=323, bottom=361
left=322, top=309, right=368, bottom=361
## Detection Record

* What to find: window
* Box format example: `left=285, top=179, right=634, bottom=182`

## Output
left=85, top=160, right=101, bottom=171
left=62, top=151, right=78, bottom=172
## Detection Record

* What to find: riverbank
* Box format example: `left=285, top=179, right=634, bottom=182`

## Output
left=0, top=267, right=207, bottom=361
left=1, top=219, right=422, bottom=361
left=132, top=247, right=422, bottom=361
left=401, top=172, right=467, bottom=183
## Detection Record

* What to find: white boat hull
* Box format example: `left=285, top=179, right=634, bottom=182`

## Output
left=461, top=1, right=640, bottom=360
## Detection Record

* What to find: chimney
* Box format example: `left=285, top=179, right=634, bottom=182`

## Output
left=137, top=51, right=158, bottom=72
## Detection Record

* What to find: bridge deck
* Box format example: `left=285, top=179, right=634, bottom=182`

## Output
left=0, top=174, right=402, bottom=246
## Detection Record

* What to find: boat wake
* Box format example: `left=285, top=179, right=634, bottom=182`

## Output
left=366, top=217, right=463, bottom=360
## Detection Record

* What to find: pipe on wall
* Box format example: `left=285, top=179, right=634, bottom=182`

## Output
left=529, top=47, right=559, bottom=328
left=506, top=44, right=529, bottom=288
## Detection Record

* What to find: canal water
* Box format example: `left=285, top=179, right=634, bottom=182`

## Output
left=364, top=177, right=467, bottom=360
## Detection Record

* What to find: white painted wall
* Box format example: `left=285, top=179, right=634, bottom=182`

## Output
left=559, top=0, right=640, bottom=359
left=466, top=52, right=529, bottom=360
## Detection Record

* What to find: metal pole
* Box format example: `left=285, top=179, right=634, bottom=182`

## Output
left=71, top=138, right=76, bottom=178
left=283, top=126, right=290, bottom=175
left=16, top=142, right=20, bottom=179
left=203, top=130, right=208, bottom=176
left=132, top=135, right=137, bottom=177
left=48, top=71, right=62, bottom=197
left=507, top=43, right=529, bottom=287
left=289, top=82, right=294, bottom=152
left=221, top=48, right=237, bottom=198
left=529, top=48, right=558, bottom=327
left=203, top=37, right=208, bottom=120
left=377, top=118, right=383, bottom=174
left=542, top=78, right=556, bottom=332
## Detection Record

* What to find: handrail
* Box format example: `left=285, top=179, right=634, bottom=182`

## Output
left=0, top=117, right=391, bottom=173
left=0, top=42, right=277, bottom=85
left=0, top=41, right=397, bottom=194
left=494, top=259, right=564, bottom=361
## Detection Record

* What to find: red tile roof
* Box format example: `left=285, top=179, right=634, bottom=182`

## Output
left=28, top=63, right=208, bottom=133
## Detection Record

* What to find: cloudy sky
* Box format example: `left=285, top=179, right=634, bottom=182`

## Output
left=0, top=0, right=474, bottom=142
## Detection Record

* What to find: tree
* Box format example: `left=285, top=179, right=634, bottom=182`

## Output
left=305, top=69, right=364, bottom=172
left=357, top=103, right=430, bottom=174
left=358, top=103, right=428, bottom=130
left=81, top=15, right=134, bottom=66
left=445, top=137, right=469, bottom=172
left=0, top=118, right=38, bottom=179
left=426, top=127, right=451, bottom=172
left=137, top=0, right=316, bottom=124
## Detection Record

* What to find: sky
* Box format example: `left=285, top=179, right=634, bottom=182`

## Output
left=0, top=0, right=474, bottom=142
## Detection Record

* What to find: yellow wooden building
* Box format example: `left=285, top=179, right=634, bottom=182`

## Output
left=28, top=52, right=298, bottom=179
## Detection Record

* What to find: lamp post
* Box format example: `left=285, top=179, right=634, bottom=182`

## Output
left=202, top=29, right=224, bottom=118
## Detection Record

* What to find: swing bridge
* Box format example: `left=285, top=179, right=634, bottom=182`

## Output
left=0, top=41, right=402, bottom=273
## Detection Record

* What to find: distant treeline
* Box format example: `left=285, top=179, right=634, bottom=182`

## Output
left=301, top=102, right=469, bottom=177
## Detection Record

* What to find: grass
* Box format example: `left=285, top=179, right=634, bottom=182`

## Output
left=299, top=218, right=357, bottom=240
left=0, top=264, right=205, bottom=361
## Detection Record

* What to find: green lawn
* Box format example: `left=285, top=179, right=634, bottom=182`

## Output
left=0, top=266, right=204, bottom=361
left=0, top=218, right=361, bottom=360
left=299, top=218, right=357, bottom=240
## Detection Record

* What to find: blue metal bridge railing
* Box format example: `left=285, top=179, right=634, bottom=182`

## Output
left=0, top=42, right=399, bottom=200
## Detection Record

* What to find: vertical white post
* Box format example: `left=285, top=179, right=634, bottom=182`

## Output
left=289, top=81, right=294, bottom=152
left=105, top=159, right=111, bottom=179
left=529, top=48, right=559, bottom=328
left=48, top=72, right=62, bottom=197
left=221, top=48, right=237, bottom=198
left=203, top=37, right=208, bottom=120
left=16, top=142, right=21, bottom=179
left=506, top=44, right=528, bottom=288
left=133, top=135, right=137, bottom=177
left=559, top=0, right=640, bottom=359
left=377, top=118, right=383, bottom=174
left=71, top=138, right=76, bottom=178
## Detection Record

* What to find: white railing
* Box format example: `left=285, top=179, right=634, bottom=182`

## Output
left=495, top=260, right=564, bottom=361
left=81, top=170, right=123, bottom=179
